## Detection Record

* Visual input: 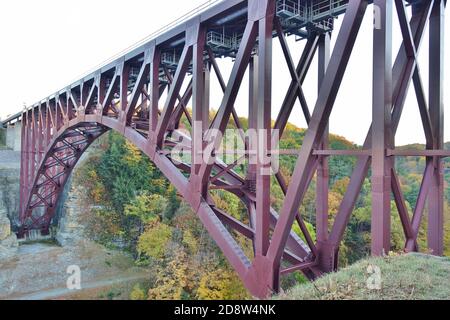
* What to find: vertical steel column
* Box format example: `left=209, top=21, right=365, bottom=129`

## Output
left=67, top=92, right=75, bottom=120
left=149, top=46, right=160, bottom=135
left=371, top=0, right=393, bottom=256
left=428, top=0, right=445, bottom=255
left=316, top=33, right=331, bottom=244
left=120, top=61, right=130, bottom=116
left=19, top=112, right=28, bottom=225
left=81, top=81, right=89, bottom=109
left=201, top=61, right=211, bottom=183
left=45, top=102, right=52, bottom=214
left=55, top=99, right=61, bottom=131
left=39, top=105, right=46, bottom=214
left=25, top=110, right=32, bottom=222
left=203, top=62, right=211, bottom=132
left=36, top=105, right=42, bottom=168
left=247, top=55, right=258, bottom=236
left=192, top=23, right=206, bottom=179
left=30, top=107, right=37, bottom=196
left=98, top=76, right=106, bottom=115
left=141, top=84, right=148, bottom=120
left=255, top=0, right=274, bottom=257
left=38, top=105, right=45, bottom=169
left=247, top=56, right=258, bottom=190
left=45, top=103, right=50, bottom=147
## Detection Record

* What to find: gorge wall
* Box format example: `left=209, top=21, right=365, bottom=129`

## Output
left=55, top=177, right=86, bottom=247
left=0, top=148, right=86, bottom=253
left=0, top=150, right=20, bottom=258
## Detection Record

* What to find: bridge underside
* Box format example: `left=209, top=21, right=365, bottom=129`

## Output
left=10, top=0, right=447, bottom=298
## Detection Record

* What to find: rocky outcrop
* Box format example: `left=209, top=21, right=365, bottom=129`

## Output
left=0, top=128, right=6, bottom=147
left=55, top=179, right=86, bottom=247
left=0, top=204, right=18, bottom=259
left=0, top=151, right=20, bottom=258
left=0, top=212, right=10, bottom=240
left=0, top=151, right=20, bottom=223
left=0, top=149, right=86, bottom=248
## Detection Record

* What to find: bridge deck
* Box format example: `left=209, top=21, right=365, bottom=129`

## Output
left=0, top=0, right=356, bottom=124
left=1, top=0, right=426, bottom=125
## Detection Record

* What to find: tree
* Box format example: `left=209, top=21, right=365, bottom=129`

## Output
left=292, top=220, right=316, bottom=244
left=75, top=125, right=450, bottom=301
left=130, top=284, right=147, bottom=300
left=163, top=185, right=180, bottom=222
left=147, top=246, right=193, bottom=300
left=138, top=222, right=173, bottom=260
left=125, top=193, right=168, bottom=224
left=197, top=269, right=249, bottom=300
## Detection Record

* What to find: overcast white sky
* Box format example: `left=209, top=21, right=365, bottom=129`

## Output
left=0, top=0, right=448, bottom=146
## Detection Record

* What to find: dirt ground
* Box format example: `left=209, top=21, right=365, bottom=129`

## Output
left=0, top=240, right=149, bottom=300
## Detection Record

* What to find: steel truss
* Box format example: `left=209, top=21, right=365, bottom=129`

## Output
left=11, top=0, right=447, bottom=298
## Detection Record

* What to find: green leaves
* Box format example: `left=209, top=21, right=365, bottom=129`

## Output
left=125, top=193, right=168, bottom=224
left=137, top=222, right=173, bottom=260
left=97, top=132, right=166, bottom=212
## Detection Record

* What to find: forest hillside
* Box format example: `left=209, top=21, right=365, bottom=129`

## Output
left=72, top=119, right=450, bottom=300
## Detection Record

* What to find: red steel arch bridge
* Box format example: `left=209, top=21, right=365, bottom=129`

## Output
left=1, top=0, right=448, bottom=298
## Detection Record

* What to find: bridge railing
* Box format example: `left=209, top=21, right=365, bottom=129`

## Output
left=12, top=0, right=225, bottom=118
left=66, top=0, right=224, bottom=84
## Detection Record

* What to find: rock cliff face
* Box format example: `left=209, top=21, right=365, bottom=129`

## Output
left=0, top=149, right=87, bottom=251
left=55, top=178, right=86, bottom=247
left=55, top=151, right=93, bottom=247
left=0, top=150, right=20, bottom=258
left=0, top=151, right=20, bottom=224
left=0, top=208, right=18, bottom=259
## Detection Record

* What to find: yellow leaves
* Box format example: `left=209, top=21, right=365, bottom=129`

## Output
left=197, top=269, right=250, bottom=300
left=182, top=230, right=198, bottom=253
left=328, top=191, right=343, bottom=218
left=210, top=191, right=242, bottom=220
left=84, top=169, right=106, bottom=203
left=197, top=270, right=226, bottom=300
left=151, top=178, right=167, bottom=191
left=278, top=165, right=293, bottom=186
left=137, top=222, right=172, bottom=259
left=292, top=220, right=317, bottom=244
left=125, top=193, right=167, bottom=223
left=148, top=281, right=184, bottom=300
left=87, top=169, right=98, bottom=180
left=210, top=192, right=229, bottom=212
left=130, top=284, right=147, bottom=300
left=332, top=177, right=351, bottom=196
left=147, top=248, right=191, bottom=300
left=123, top=140, right=142, bottom=166
left=145, top=236, right=250, bottom=300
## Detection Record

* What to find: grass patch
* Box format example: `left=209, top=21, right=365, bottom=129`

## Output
left=19, top=238, right=61, bottom=247
left=60, top=279, right=145, bottom=300
left=277, top=253, right=450, bottom=300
